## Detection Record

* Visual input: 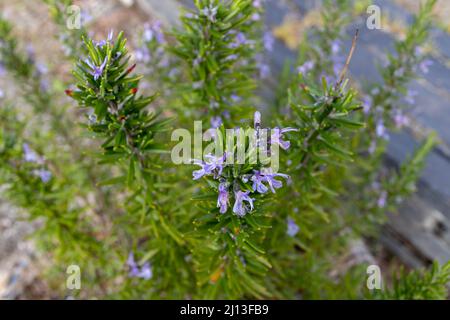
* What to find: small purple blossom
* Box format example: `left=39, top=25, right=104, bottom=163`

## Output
left=264, top=170, right=290, bottom=193
left=253, top=0, right=262, bottom=8
left=297, top=61, right=314, bottom=74
left=251, top=171, right=269, bottom=193
left=202, top=5, right=218, bottom=23
left=419, top=59, right=432, bottom=74
left=217, top=183, right=229, bottom=214
left=362, top=95, right=372, bottom=114
left=95, top=30, right=113, bottom=47
left=210, top=116, right=222, bottom=129
left=23, top=143, right=41, bottom=163
left=251, top=12, right=261, bottom=21
left=34, top=169, right=52, bottom=183
left=229, top=32, right=247, bottom=48
left=287, top=217, right=299, bottom=237
left=251, top=169, right=289, bottom=194
left=375, top=119, right=389, bottom=140
left=405, top=89, right=417, bottom=105
left=192, top=153, right=226, bottom=180
left=393, top=110, right=409, bottom=128
left=127, top=252, right=153, bottom=280
left=271, top=127, right=298, bottom=150
left=233, top=190, right=254, bottom=217
left=143, top=21, right=165, bottom=44
left=377, top=190, right=387, bottom=208
left=135, top=47, right=151, bottom=63
left=85, top=56, right=108, bottom=81
left=331, top=40, right=341, bottom=55
left=263, top=31, right=274, bottom=52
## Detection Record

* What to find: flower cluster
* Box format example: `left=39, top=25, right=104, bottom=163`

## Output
left=191, top=112, right=294, bottom=217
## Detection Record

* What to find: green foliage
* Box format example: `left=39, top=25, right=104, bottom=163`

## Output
left=0, top=0, right=447, bottom=300
left=376, top=261, right=450, bottom=300
left=172, top=0, right=260, bottom=125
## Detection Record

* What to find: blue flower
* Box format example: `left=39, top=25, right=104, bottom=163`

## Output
left=251, top=169, right=289, bottom=194
left=127, top=252, right=153, bottom=280
left=85, top=56, right=108, bottom=81
left=192, top=153, right=226, bottom=180
left=210, top=116, right=222, bottom=129
left=217, top=183, right=229, bottom=214
left=233, top=190, right=254, bottom=217
left=362, top=95, right=372, bottom=114
left=297, top=61, right=314, bottom=74
left=287, top=217, right=299, bottom=237
left=375, top=119, right=389, bottom=140
left=23, top=143, right=41, bottom=163
left=251, top=171, right=269, bottom=193
left=405, top=89, right=417, bottom=105
left=419, top=59, right=432, bottom=74
left=271, top=127, right=297, bottom=150
left=34, top=169, right=52, bottom=183
left=202, top=5, right=218, bottom=23
left=263, top=170, right=290, bottom=193
left=377, top=190, right=387, bottom=208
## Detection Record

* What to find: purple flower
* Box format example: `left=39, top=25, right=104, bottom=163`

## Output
left=210, top=116, right=222, bottom=129
left=127, top=252, right=152, bottom=280
left=225, top=54, right=239, bottom=61
left=35, top=169, right=52, bottom=183
left=85, top=56, right=108, bottom=81
left=362, top=95, right=372, bottom=114
left=251, top=13, right=261, bottom=21
left=229, top=32, right=247, bottom=48
left=23, top=143, right=41, bottom=163
left=0, top=89, right=4, bottom=99
left=143, top=21, right=165, bottom=43
left=138, top=262, right=153, bottom=280
left=251, top=171, right=269, bottom=193
left=287, top=217, right=299, bottom=237
left=419, top=59, right=432, bottom=74
left=233, top=190, right=254, bottom=217
left=95, top=30, right=113, bottom=47
left=405, top=89, right=417, bottom=105
left=375, top=120, right=389, bottom=140
left=217, top=183, right=229, bottom=214
left=202, top=5, right=218, bottom=23
left=393, top=110, right=409, bottom=128
left=192, top=153, right=226, bottom=180
left=253, top=0, right=262, bottom=8
left=251, top=169, right=289, bottom=194
left=394, top=67, right=405, bottom=78
left=263, top=31, right=274, bottom=52
left=377, top=190, right=387, bottom=208
left=297, top=61, right=314, bottom=74
left=271, top=127, right=298, bottom=150
left=263, top=170, right=290, bottom=193
left=135, top=47, right=151, bottom=63
left=331, top=40, right=341, bottom=55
